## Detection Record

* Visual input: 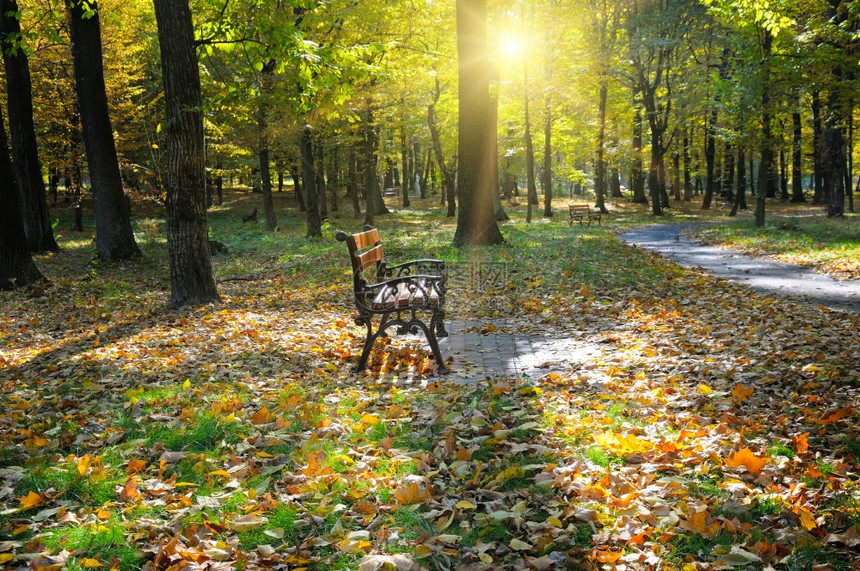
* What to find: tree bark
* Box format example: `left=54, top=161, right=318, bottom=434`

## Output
left=631, top=109, right=647, bottom=203
left=0, top=101, right=43, bottom=289
left=594, top=82, right=608, bottom=213
left=427, top=75, right=456, bottom=217
left=67, top=0, right=140, bottom=260
left=755, top=33, right=773, bottom=228
left=0, top=0, right=58, bottom=253
left=791, top=110, right=805, bottom=202
left=542, top=93, right=553, bottom=217
left=452, top=0, right=504, bottom=246
left=301, top=126, right=322, bottom=237
left=153, top=0, right=220, bottom=308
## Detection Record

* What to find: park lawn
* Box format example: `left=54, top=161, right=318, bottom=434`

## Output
left=1, top=191, right=859, bottom=570
left=686, top=204, right=860, bottom=282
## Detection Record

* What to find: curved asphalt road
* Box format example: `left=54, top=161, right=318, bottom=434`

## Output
left=619, top=224, right=860, bottom=314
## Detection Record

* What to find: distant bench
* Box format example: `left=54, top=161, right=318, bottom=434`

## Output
left=336, top=226, right=449, bottom=373
left=569, top=204, right=601, bottom=227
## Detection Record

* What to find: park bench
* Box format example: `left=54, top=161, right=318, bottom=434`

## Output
left=568, top=204, right=601, bottom=227
left=336, top=226, right=449, bottom=374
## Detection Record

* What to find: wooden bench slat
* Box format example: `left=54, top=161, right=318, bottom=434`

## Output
left=349, top=228, right=379, bottom=251
left=355, top=245, right=383, bottom=274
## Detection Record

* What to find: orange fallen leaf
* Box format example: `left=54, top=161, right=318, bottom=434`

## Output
left=818, top=406, right=855, bottom=424
left=794, top=433, right=809, bottom=455
left=126, top=458, right=147, bottom=475
left=725, top=447, right=767, bottom=475
left=251, top=407, right=272, bottom=425
left=731, top=384, right=754, bottom=402
left=393, top=481, right=432, bottom=505
left=592, top=549, right=623, bottom=563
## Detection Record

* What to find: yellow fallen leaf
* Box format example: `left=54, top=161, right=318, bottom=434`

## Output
left=360, top=414, right=380, bottom=427
left=796, top=506, right=817, bottom=531
left=82, top=558, right=103, bottom=568
left=455, top=500, right=477, bottom=510
left=698, top=383, right=714, bottom=396
left=17, top=490, right=43, bottom=510
left=77, top=455, right=92, bottom=477
left=0, top=554, right=14, bottom=564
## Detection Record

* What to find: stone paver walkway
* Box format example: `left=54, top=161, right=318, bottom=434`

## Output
left=434, top=319, right=602, bottom=384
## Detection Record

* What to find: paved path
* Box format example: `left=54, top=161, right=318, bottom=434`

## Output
left=437, top=319, right=603, bottom=384
left=417, top=223, right=860, bottom=383
left=619, top=223, right=860, bottom=314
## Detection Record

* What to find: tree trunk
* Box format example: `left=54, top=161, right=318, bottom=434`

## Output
left=1, top=0, right=58, bottom=253
left=811, top=90, right=824, bottom=204
left=542, top=93, right=553, bottom=217
left=67, top=0, right=140, bottom=260
left=257, top=102, right=278, bottom=231
left=427, top=75, right=456, bottom=216
left=400, top=118, right=410, bottom=207
left=594, top=82, right=608, bottom=213
left=452, top=0, right=504, bottom=246
left=524, top=63, right=537, bottom=221
left=702, top=108, right=717, bottom=209
left=631, top=109, right=647, bottom=203
left=791, top=110, right=805, bottom=202
left=730, top=145, right=747, bottom=216
left=153, top=0, right=220, bottom=308
left=824, top=89, right=846, bottom=218
left=755, top=34, right=773, bottom=228
left=289, top=166, right=306, bottom=212
left=301, top=126, right=322, bottom=237
left=361, top=103, right=388, bottom=225
left=0, top=102, right=43, bottom=289
left=315, top=137, right=327, bottom=219
left=348, top=145, right=361, bottom=218
left=683, top=130, right=692, bottom=201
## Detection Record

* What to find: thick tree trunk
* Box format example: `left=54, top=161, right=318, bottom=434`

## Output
left=824, top=90, right=846, bottom=218
left=67, top=0, right=139, bottom=260
left=1, top=0, right=58, bottom=253
left=153, top=0, right=220, bottom=307
left=648, top=128, right=663, bottom=215
left=301, top=126, right=322, bottom=237
left=0, top=102, right=43, bottom=289
left=452, top=0, right=504, bottom=246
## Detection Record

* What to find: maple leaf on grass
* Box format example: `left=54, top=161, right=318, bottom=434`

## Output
left=724, top=447, right=768, bottom=475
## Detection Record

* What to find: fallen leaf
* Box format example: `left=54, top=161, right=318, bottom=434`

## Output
left=725, top=447, right=767, bottom=475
